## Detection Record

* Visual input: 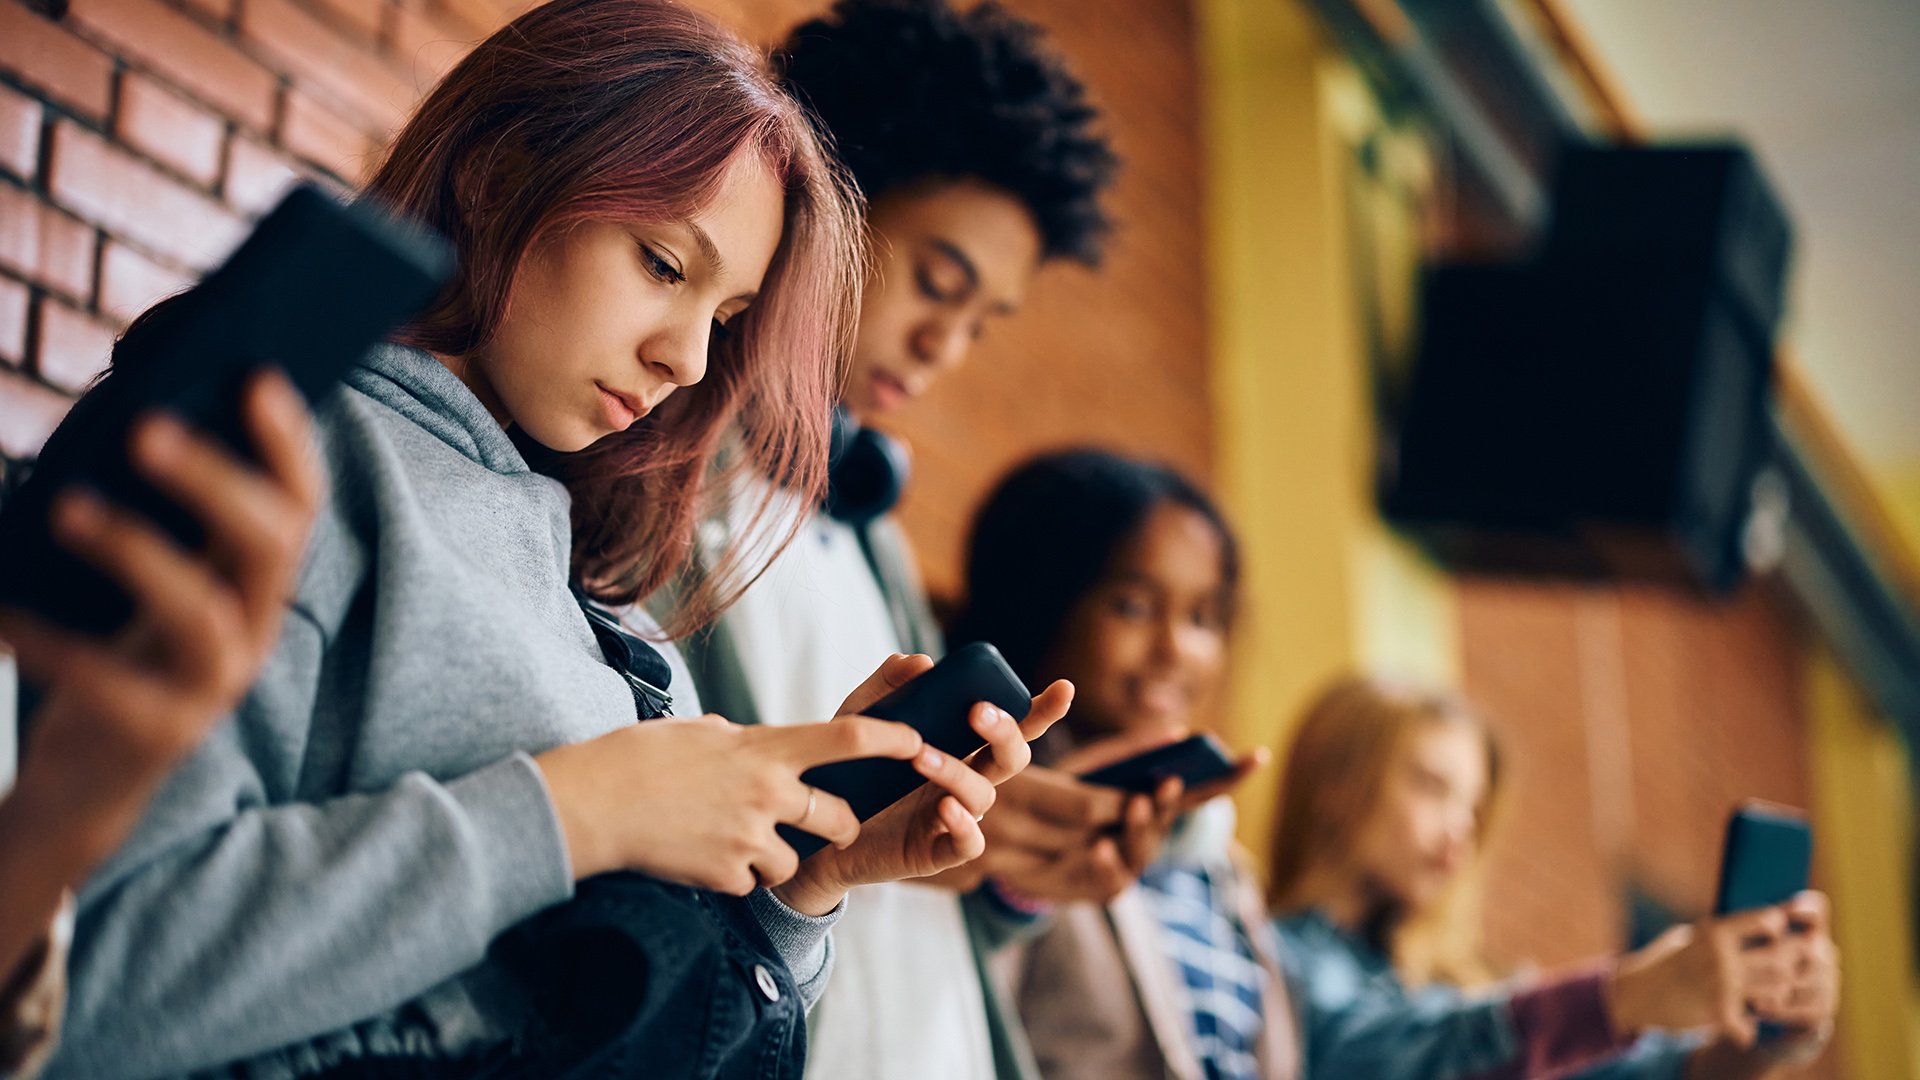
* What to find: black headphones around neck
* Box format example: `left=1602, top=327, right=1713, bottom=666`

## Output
left=824, top=408, right=910, bottom=526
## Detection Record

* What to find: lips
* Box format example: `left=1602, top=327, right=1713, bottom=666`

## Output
left=868, top=369, right=916, bottom=412
left=1131, top=679, right=1189, bottom=716
left=596, top=382, right=647, bottom=430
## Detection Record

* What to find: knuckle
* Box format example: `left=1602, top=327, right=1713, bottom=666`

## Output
left=748, top=770, right=783, bottom=811
left=267, top=516, right=306, bottom=561
left=769, top=853, right=799, bottom=883
left=726, top=832, right=759, bottom=861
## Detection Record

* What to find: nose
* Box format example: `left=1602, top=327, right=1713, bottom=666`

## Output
left=1442, top=804, right=1477, bottom=851
left=640, top=314, right=712, bottom=389
left=1156, top=614, right=1210, bottom=666
left=908, top=315, right=972, bottom=371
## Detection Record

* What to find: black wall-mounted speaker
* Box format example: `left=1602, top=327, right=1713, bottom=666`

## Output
left=1382, top=143, right=1791, bottom=592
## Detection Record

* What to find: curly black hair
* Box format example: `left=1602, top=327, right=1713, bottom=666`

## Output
left=777, top=0, right=1118, bottom=266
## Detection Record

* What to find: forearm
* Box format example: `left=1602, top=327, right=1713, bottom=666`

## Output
left=59, top=753, right=573, bottom=1077
left=962, top=881, right=1049, bottom=954
left=0, top=757, right=160, bottom=982
left=1303, top=966, right=1630, bottom=1080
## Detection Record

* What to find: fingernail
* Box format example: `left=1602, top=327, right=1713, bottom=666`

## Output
left=259, top=369, right=301, bottom=416
left=140, top=415, right=183, bottom=463
left=920, top=747, right=942, bottom=769
left=55, top=490, right=103, bottom=533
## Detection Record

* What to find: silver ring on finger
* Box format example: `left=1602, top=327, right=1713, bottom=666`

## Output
left=797, top=785, right=818, bottom=829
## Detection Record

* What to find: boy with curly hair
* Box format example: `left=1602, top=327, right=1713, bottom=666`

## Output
left=667, top=2, right=1122, bottom=1078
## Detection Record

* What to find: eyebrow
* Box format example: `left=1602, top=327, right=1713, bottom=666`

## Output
left=680, top=219, right=761, bottom=304
left=929, top=238, right=1021, bottom=317
left=683, top=219, right=728, bottom=281
left=928, top=238, right=980, bottom=293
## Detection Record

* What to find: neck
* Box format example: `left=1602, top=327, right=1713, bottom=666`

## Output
left=431, top=350, right=511, bottom=428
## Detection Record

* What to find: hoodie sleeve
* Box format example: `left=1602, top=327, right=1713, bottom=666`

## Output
left=49, top=608, right=577, bottom=1079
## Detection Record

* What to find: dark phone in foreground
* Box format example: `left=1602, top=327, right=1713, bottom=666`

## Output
left=0, top=184, right=452, bottom=639
left=1714, top=800, right=1813, bottom=1044
left=1078, top=733, right=1239, bottom=795
left=779, top=643, right=1031, bottom=859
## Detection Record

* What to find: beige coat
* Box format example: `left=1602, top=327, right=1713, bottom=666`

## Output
left=992, top=844, right=1300, bottom=1080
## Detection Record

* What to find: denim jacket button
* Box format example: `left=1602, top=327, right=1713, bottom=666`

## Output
left=752, top=963, right=780, bottom=1003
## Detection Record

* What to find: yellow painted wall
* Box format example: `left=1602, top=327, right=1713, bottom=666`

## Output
left=1807, top=650, right=1920, bottom=1076
left=1196, top=0, right=1457, bottom=868
left=1201, top=6, right=1920, bottom=1070
left=1876, top=459, right=1920, bottom=570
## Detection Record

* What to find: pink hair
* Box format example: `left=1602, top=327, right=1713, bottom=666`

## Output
left=364, top=0, right=863, bottom=634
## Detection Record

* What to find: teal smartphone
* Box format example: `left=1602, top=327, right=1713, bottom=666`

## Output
left=1714, top=800, right=1812, bottom=1045
left=1714, top=800, right=1811, bottom=916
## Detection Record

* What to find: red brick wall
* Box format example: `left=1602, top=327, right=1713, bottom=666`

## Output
left=1461, top=576, right=1837, bottom=1074
left=0, top=0, right=1844, bottom=1070
left=0, top=0, right=489, bottom=480
left=0, top=0, right=1212, bottom=603
left=698, top=0, right=1213, bottom=601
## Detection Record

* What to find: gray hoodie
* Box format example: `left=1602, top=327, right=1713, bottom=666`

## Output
left=46, top=344, right=836, bottom=1079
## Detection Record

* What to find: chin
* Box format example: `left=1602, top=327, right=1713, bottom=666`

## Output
left=521, top=420, right=603, bottom=455
left=1406, top=878, right=1455, bottom=910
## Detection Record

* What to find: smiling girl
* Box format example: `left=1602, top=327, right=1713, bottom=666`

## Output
left=950, top=448, right=1291, bottom=1080
left=42, top=2, right=1062, bottom=1076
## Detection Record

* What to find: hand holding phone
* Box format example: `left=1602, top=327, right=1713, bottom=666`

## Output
left=1714, top=800, right=1819, bottom=1047
left=768, top=650, right=1073, bottom=915
left=0, top=184, right=451, bottom=640
left=778, top=643, right=1033, bottom=859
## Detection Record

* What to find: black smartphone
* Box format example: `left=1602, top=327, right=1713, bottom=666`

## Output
left=1714, top=800, right=1812, bottom=917
left=778, top=642, right=1032, bottom=859
left=1078, top=733, right=1239, bottom=795
left=0, top=184, right=453, bottom=638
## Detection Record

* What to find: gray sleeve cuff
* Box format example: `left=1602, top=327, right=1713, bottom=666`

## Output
left=748, top=887, right=844, bottom=1010
left=443, top=752, right=576, bottom=927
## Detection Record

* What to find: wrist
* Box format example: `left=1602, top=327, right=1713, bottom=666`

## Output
left=2, top=765, right=140, bottom=876
left=1752, top=1021, right=1833, bottom=1068
left=532, top=748, right=613, bottom=881
left=773, top=858, right=848, bottom=918
left=1603, top=960, right=1652, bottom=1039
left=985, top=876, right=1054, bottom=917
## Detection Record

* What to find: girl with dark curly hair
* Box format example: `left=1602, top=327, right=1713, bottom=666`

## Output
left=949, top=448, right=1293, bottom=1080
